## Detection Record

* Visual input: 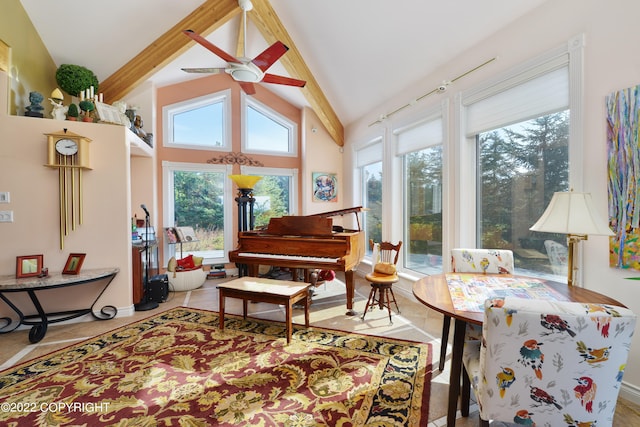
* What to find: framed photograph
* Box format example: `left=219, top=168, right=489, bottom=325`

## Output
left=63, top=253, right=86, bottom=275
left=94, top=101, right=126, bottom=125
left=16, top=254, right=43, bottom=278
left=165, top=227, right=179, bottom=244
left=312, top=172, right=338, bottom=202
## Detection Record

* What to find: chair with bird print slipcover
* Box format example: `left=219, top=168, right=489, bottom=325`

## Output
left=438, top=249, right=515, bottom=370
left=461, top=297, right=636, bottom=427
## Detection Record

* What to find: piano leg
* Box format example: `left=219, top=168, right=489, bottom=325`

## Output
left=345, top=270, right=357, bottom=316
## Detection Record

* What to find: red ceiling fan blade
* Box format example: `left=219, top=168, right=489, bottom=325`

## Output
left=181, top=67, right=227, bottom=74
left=252, top=41, right=289, bottom=72
left=262, top=73, right=306, bottom=88
left=183, top=29, right=241, bottom=64
left=239, top=81, right=257, bottom=95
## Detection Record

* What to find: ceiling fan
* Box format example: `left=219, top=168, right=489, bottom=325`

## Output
left=181, top=0, right=306, bottom=95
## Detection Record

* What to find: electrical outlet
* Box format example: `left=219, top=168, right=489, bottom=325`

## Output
left=0, top=210, right=14, bottom=222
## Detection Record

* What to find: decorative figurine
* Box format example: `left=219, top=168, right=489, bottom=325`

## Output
left=49, top=98, right=68, bottom=120
left=25, top=91, right=44, bottom=117
left=134, top=114, right=153, bottom=146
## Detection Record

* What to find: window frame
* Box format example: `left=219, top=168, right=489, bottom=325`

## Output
left=162, top=161, right=234, bottom=264
left=241, top=93, right=298, bottom=157
left=162, top=90, right=231, bottom=151
left=454, top=35, right=584, bottom=273
left=392, top=106, right=446, bottom=275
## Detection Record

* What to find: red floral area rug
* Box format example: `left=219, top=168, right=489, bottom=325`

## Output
left=0, top=307, right=431, bottom=426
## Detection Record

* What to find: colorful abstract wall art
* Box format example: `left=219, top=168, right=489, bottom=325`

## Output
left=606, top=84, right=640, bottom=270
left=312, top=172, right=338, bottom=203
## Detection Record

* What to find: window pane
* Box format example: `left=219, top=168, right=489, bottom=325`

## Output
left=363, top=162, right=382, bottom=255
left=405, top=146, right=443, bottom=274
left=172, top=170, right=225, bottom=261
left=247, top=105, right=290, bottom=153
left=173, top=103, right=224, bottom=147
left=477, top=111, right=569, bottom=279
left=251, top=175, right=292, bottom=228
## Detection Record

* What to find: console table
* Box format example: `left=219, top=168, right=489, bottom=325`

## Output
left=0, top=267, right=119, bottom=343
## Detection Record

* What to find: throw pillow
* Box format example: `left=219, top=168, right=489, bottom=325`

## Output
left=167, top=257, right=177, bottom=272
left=177, top=254, right=195, bottom=270
left=374, top=262, right=396, bottom=275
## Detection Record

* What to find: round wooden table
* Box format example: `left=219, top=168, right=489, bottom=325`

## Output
left=412, top=273, right=626, bottom=427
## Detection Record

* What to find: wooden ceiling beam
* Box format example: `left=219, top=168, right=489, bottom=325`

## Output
left=249, top=0, right=344, bottom=146
left=100, top=0, right=240, bottom=103
left=100, top=0, right=343, bottom=146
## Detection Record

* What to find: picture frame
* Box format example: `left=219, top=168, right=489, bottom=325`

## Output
left=94, top=101, right=127, bottom=125
left=165, top=227, right=179, bottom=244
left=62, top=253, right=86, bottom=275
left=16, top=254, right=43, bottom=278
left=312, top=172, right=338, bottom=203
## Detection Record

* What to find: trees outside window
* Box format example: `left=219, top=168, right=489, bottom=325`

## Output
left=477, top=111, right=569, bottom=276
left=404, top=145, right=443, bottom=274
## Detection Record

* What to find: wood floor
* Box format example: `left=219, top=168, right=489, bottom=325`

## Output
left=1, top=272, right=638, bottom=426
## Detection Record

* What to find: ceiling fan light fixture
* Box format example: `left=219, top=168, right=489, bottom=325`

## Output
left=230, top=68, right=261, bottom=82
left=226, top=61, right=263, bottom=82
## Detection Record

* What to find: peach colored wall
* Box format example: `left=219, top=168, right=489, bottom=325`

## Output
left=300, top=107, right=351, bottom=226
left=0, top=70, right=137, bottom=319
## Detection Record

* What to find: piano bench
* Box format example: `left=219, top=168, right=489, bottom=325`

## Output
left=218, top=277, right=311, bottom=344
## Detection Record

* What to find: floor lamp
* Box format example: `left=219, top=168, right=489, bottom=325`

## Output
left=530, top=191, right=613, bottom=286
left=229, top=175, right=262, bottom=276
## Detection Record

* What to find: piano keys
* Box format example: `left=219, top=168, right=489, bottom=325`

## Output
left=229, top=207, right=365, bottom=315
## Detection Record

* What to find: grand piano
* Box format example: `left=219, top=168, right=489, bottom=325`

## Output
left=228, top=207, right=365, bottom=315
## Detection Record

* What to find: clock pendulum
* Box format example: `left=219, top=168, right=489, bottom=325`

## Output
left=44, top=129, right=92, bottom=249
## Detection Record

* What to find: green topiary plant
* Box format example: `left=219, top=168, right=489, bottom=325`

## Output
left=55, top=64, right=99, bottom=97
left=67, top=103, right=79, bottom=118
left=78, top=100, right=95, bottom=122
left=78, top=100, right=94, bottom=113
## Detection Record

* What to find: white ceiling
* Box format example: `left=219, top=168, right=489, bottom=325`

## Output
left=20, top=0, right=548, bottom=127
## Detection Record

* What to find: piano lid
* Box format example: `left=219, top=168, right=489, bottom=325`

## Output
left=309, top=206, right=365, bottom=231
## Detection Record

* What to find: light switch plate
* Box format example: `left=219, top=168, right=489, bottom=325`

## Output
left=0, top=211, right=13, bottom=222
left=0, top=192, right=9, bottom=203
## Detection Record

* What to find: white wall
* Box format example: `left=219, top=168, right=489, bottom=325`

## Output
left=344, top=0, right=640, bottom=402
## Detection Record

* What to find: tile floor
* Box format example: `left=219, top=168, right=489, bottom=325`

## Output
left=1, top=272, right=638, bottom=426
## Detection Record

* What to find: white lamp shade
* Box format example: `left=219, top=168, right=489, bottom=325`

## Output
left=530, top=191, right=614, bottom=236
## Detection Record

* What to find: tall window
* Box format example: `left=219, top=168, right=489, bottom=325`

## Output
left=395, top=115, right=444, bottom=274
left=363, top=162, right=383, bottom=249
left=356, top=138, right=383, bottom=255
left=463, top=48, right=575, bottom=280
left=162, top=91, right=231, bottom=150
left=241, top=166, right=298, bottom=228
left=163, top=162, right=233, bottom=264
left=243, top=95, right=297, bottom=156
left=404, top=147, right=443, bottom=274
left=477, top=112, right=569, bottom=276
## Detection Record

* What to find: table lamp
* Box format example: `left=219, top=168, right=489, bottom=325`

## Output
left=529, top=190, right=613, bottom=286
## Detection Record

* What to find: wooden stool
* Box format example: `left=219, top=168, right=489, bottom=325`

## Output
left=362, top=281, right=400, bottom=323
left=362, top=240, right=402, bottom=324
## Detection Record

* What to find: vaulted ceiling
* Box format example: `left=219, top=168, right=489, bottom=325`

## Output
left=20, top=0, right=549, bottom=147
